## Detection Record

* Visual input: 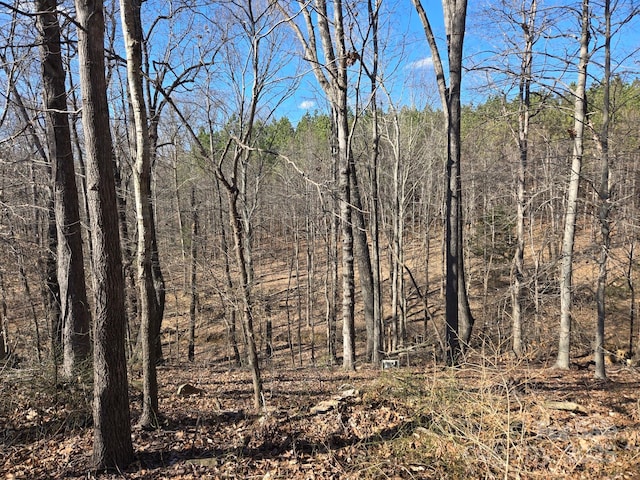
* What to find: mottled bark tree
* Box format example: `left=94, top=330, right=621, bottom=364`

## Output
left=35, top=0, right=91, bottom=378
left=556, top=0, right=590, bottom=370
left=119, top=0, right=162, bottom=429
left=593, top=0, right=611, bottom=380
left=412, top=0, right=473, bottom=362
left=74, top=0, right=134, bottom=468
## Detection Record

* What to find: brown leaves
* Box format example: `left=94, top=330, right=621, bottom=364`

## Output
left=4, top=364, right=640, bottom=479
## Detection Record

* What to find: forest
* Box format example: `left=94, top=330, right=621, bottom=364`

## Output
left=1, top=0, right=640, bottom=478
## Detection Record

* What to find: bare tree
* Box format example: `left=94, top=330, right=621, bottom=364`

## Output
left=73, top=0, right=134, bottom=468
left=412, top=0, right=474, bottom=362
left=556, top=0, right=590, bottom=370
left=593, top=0, right=611, bottom=380
left=119, top=0, right=163, bottom=429
left=280, top=0, right=364, bottom=370
left=35, top=0, right=91, bottom=378
left=188, top=185, right=198, bottom=362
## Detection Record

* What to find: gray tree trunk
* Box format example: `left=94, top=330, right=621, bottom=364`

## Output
left=74, top=0, right=134, bottom=469
left=412, top=0, right=472, bottom=362
left=350, top=165, right=376, bottom=361
left=556, top=0, right=590, bottom=370
left=368, top=0, right=384, bottom=365
left=188, top=186, right=198, bottom=362
left=282, top=0, right=357, bottom=370
left=511, top=0, right=537, bottom=358
left=120, top=0, right=161, bottom=428
left=36, top=0, right=92, bottom=379
left=594, top=0, right=611, bottom=380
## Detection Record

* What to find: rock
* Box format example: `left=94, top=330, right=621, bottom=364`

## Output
left=338, top=388, right=359, bottom=399
left=177, top=383, right=204, bottom=396
left=186, top=457, right=218, bottom=467
left=310, top=399, right=340, bottom=414
left=544, top=401, right=588, bottom=414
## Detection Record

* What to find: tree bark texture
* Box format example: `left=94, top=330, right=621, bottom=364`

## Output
left=594, top=0, right=611, bottom=380
left=36, top=0, right=92, bottom=379
left=119, top=0, right=161, bottom=428
left=412, top=0, right=472, bottom=362
left=74, top=0, right=134, bottom=468
left=556, top=0, right=590, bottom=370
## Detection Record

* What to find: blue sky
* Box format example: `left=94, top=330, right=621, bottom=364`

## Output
left=278, top=0, right=447, bottom=123
left=278, top=0, right=640, bottom=124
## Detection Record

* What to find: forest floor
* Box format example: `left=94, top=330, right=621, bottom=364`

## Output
left=2, top=350, right=640, bottom=479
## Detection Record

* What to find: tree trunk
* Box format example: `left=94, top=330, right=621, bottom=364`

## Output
left=0, top=271, right=7, bottom=359
left=350, top=165, right=376, bottom=361
left=336, top=107, right=356, bottom=371
left=556, top=0, right=590, bottom=370
left=217, top=179, right=241, bottom=366
left=511, top=0, right=537, bottom=358
left=36, top=0, right=92, bottom=378
left=226, top=188, right=263, bottom=409
left=325, top=197, right=339, bottom=365
left=120, top=0, right=161, bottom=429
left=412, top=0, right=471, bottom=363
left=368, top=0, right=383, bottom=363
left=626, top=243, right=635, bottom=355
left=594, top=0, right=611, bottom=380
left=282, top=0, right=356, bottom=369
left=74, top=0, right=134, bottom=468
left=147, top=112, right=167, bottom=364
left=188, top=186, right=198, bottom=362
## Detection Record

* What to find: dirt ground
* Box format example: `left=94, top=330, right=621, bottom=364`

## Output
left=2, top=351, right=640, bottom=479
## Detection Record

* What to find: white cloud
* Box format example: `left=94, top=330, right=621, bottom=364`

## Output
left=299, top=100, right=316, bottom=110
left=407, top=57, right=434, bottom=70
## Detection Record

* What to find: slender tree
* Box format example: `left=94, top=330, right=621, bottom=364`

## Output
left=593, top=0, right=612, bottom=380
left=556, top=0, right=590, bottom=370
left=119, top=0, right=163, bottom=429
left=35, top=0, right=92, bottom=378
left=412, top=0, right=473, bottom=362
left=367, top=0, right=383, bottom=365
left=510, top=0, right=537, bottom=358
left=280, top=0, right=365, bottom=370
left=188, top=185, right=198, bottom=362
left=74, top=0, right=134, bottom=468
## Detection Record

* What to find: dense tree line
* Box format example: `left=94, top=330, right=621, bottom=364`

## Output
left=0, top=0, right=639, bottom=470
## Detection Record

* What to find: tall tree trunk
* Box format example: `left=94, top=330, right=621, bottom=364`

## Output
left=188, top=186, right=198, bottom=362
left=448, top=0, right=473, bottom=353
left=36, top=0, right=92, bottom=378
left=350, top=166, right=376, bottom=361
left=594, top=0, right=611, bottom=380
left=556, top=0, right=590, bottom=370
left=325, top=192, right=339, bottom=365
left=412, top=0, right=472, bottom=363
left=282, top=0, right=356, bottom=369
left=225, top=188, right=262, bottom=409
left=336, top=108, right=356, bottom=371
left=75, top=0, right=134, bottom=468
left=0, top=271, right=7, bottom=360
left=368, top=0, right=383, bottom=365
left=217, top=179, right=241, bottom=366
left=147, top=113, right=167, bottom=364
left=120, top=0, right=161, bottom=428
left=511, top=0, right=537, bottom=358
